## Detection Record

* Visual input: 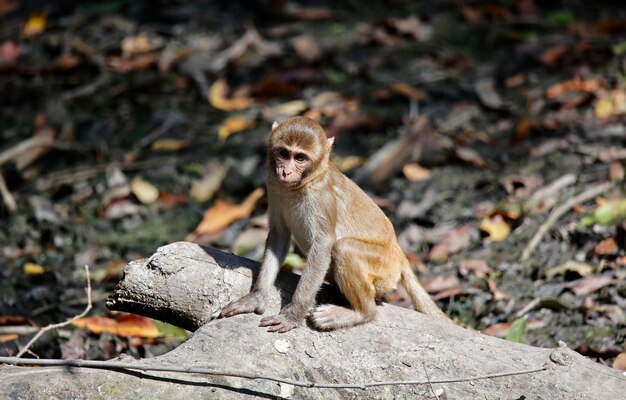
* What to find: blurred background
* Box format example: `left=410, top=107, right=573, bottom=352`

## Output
left=0, top=0, right=625, bottom=368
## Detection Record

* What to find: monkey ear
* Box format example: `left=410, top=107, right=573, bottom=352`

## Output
left=327, top=136, right=335, bottom=147
left=271, top=121, right=279, bottom=131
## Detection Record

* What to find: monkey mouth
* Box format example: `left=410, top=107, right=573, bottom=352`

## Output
left=278, top=177, right=299, bottom=187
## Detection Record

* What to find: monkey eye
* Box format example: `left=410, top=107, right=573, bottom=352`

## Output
left=277, top=149, right=289, bottom=159
left=295, top=153, right=308, bottom=162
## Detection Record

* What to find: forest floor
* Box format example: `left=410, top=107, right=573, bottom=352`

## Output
left=0, top=0, right=625, bottom=369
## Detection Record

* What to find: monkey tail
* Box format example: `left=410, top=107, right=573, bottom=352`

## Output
left=400, top=263, right=450, bottom=321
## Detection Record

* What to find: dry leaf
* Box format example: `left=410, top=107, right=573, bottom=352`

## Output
left=193, top=188, right=264, bottom=235
left=609, top=162, right=625, bottom=182
left=540, top=44, right=568, bottom=65
left=23, top=262, right=44, bottom=276
left=190, top=165, right=228, bottom=203
left=455, top=147, right=490, bottom=168
left=502, top=174, right=544, bottom=199
left=108, top=54, right=157, bottom=73
left=545, top=261, right=593, bottom=279
left=15, top=114, right=55, bottom=171
left=0, top=334, right=18, bottom=344
left=104, top=258, right=127, bottom=282
left=55, top=53, right=81, bottom=69
left=570, top=275, right=614, bottom=296
left=262, top=100, right=308, bottom=121
left=514, top=116, right=531, bottom=142
left=0, top=40, right=20, bottom=63
left=158, top=192, right=188, bottom=210
left=482, top=320, right=545, bottom=338
left=22, top=10, right=46, bottom=38
left=422, top=275, right=460, bottom=294
left=218, top=115, right=255, bottom=141
left=130, top=176, right=159, bottom=204
left=402, top=163, right=432, bottom=182
left=389, top=83, right=427, bottom=100
left=545, top=77, right=598, bottom=99
left=594, top=237, right=618, bottom=256
left=291, top=35, right=321, bottom=62
left=0, top=0, right=19, bottom=16
left=427, top=226, right=473, bottom=262
left=208, top=77, right=253, bottom=111
left=73, top=314, right=160, bottom=338
left=487, top=279, right=510, bottom=301
left=594, top=90, right=626, bottom=118
left=121, top=33, right=163, bottom=55
left=459, top=259, right=493, bottom=279
left=480, top=215, right=510, bottom=242
left=504, top=73, right=525, bottom=88
left=385, top=15, right=432, bottom=41
left=333, top=155, right=365, bottom=172
left=151, top=138, right=191, bottom=152
left=613, top=353, right=626, bottom=371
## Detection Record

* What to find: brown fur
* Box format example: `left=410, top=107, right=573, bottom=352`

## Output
left=220, top=116, right=448, bottom=332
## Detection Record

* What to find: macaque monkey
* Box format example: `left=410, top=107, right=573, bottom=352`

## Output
left=220, top=116, right=448, bottom=333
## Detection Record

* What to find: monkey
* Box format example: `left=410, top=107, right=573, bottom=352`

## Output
left=219, top=116, right=448, bottom=333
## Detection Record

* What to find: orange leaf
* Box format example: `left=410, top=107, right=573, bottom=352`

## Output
left=208, top=77, right=253, bottom=111
left=514, top=116, right=531, bottom=142
left=73, top=314, right=160, bottom=338
left=108, top=54, right=157, bottom=73
left=218, top=115, right=255, bottom=141
left=613, top=353, right=626, bottom=371
left=402, top=163, right=431, bottom=182
left=545, top=77, right=598, bottom=99
left=0, top=334, right=18, bottom=344
left=540, top=44, right=568, bottom=65
left=22, top=10, right=46, bottom=38
left=594, top=237, right=618, bottom=256
left=193, top=188, right=264, bottom=235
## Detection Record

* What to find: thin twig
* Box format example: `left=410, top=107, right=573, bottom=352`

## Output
left=521, top=181, right=614, bottom=261
left=32, top=157, right=178, bottom=192
left=0, top=351, right=552, bottom=390
left=422, top=361, right=440, bottom=400
left=0, top=172, right=16, bottom=212
left=0, top=136, right=55, bottom=166
left=132, top=117, right=177, bottom=150
left=61, top=52, right=110, bottom=100
left=523, top=173, right=577, bottom=213
left=0, top=356, right=548, bottom=389
left=16, top=265, right=92, bottom=358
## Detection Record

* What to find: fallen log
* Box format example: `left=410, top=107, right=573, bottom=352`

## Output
left=1, top=241, right=624, bottom=399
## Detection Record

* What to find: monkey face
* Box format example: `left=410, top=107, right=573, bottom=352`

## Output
left=273, top=146, right=312, bottom=187
left=269, top=117, right=334, bottom=188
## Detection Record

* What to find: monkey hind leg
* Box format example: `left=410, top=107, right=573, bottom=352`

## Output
left=310, top=304, right=375, bottom=330
left=310, top=239, right=378, bottom=330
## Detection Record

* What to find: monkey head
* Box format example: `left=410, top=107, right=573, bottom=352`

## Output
left=268, top=117, right=334, bottom=188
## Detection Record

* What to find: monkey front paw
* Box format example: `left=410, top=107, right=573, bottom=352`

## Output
left=259, top=314, right=300, bottom=333
left=219, top=292, right=266, bottom=318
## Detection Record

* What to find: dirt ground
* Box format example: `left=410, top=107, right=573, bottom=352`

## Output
left=0, top=0, right=625, bottom=368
